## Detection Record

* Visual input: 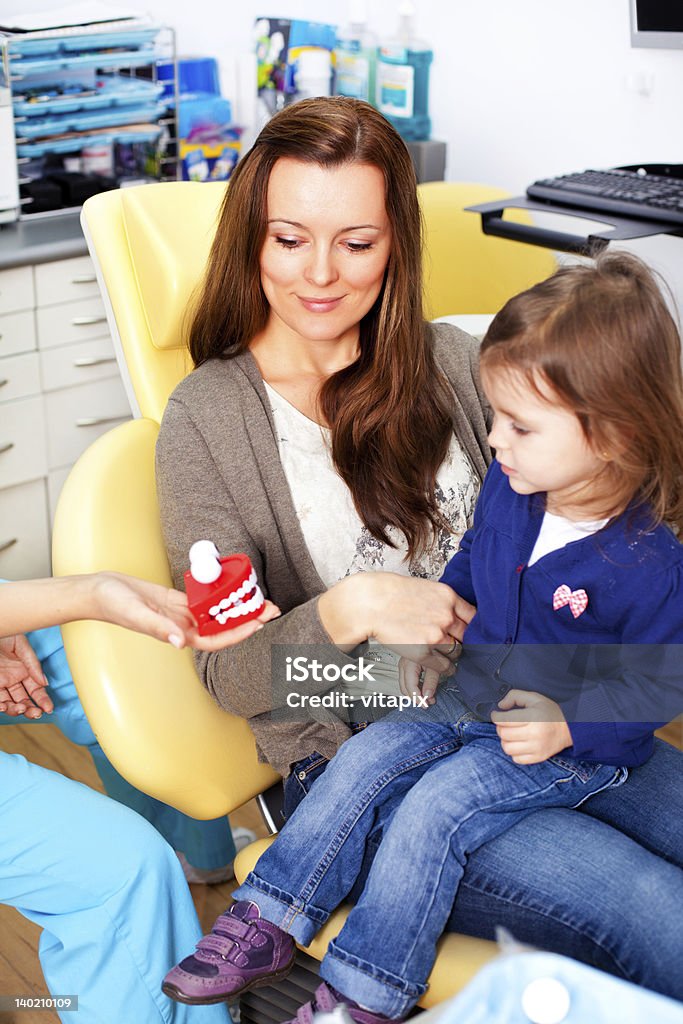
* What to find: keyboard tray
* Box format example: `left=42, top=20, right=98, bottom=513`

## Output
left=465, top=196, right=683, bottom=255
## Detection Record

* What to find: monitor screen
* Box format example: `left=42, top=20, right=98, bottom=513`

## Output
left=631, top=0, right=683, bottom=47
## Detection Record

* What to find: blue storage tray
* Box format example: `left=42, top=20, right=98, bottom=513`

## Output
left=10, top=46, right=158, bottom=76
left=62, top=29, right=159, bottom=51
left=16, top=102, right=168, bottom=139
left=8, top=28, right=159, bottom=58
left=16, top=124, right=162, bottom=157
left=14, top=77, right=164, bottom=117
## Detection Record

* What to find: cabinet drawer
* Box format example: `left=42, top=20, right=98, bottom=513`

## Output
left=0, top=310, right=37, bottom=357
left=0, top=265, right=34, bottom=315
left=0, top=396, right=47, bottom=488
left=0, top=478, right=51, bottom=580
left=34, top=255, right=100, bottom=307
left=36, top=295, right=109, bottom=350
left=48, top=465, right=72, bottom=528
left=40, top=337, right=119, bottom=392
left=0, top=352, right=41, bottom=403
left=44, top=376, right=131, bottom=469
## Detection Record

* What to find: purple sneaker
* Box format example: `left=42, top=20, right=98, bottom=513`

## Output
left=162, top=900, right=296, bottom=1005
left=286, top=982, right=400, bottom=1024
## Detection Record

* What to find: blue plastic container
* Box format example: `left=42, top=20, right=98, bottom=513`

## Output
left=156, top=57, right=220, bottom=100
left=376, top=44, right=432, bottom=141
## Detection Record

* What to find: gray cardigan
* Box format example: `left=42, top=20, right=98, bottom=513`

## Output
left=156, top=322, right=491, bottom=776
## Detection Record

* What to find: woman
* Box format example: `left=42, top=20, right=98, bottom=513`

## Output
left=156, top=97, right=683, bottom=1009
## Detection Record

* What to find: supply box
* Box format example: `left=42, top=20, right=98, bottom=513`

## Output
left=254, top=17, right=336, bottom=112
left=157, top=57, right=241, bottom=182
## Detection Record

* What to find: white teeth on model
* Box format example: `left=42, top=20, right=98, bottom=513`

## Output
left=208, top=582, right=263, bottom=620
left=224, top=586, right=264, bottom=619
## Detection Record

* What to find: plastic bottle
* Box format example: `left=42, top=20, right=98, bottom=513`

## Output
left=333, top=0, right=377, bottom=105
left=376, top=0, right=433, bottom=141
left=295, top=48, right=332, bottom=99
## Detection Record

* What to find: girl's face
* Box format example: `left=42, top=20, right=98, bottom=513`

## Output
left=483, top=366, right=604, bottom=518
left=259, top=158, right=392, bottom=350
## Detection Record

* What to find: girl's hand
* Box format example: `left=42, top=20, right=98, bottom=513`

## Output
left=398, top=655, right=439, bottom=706
left=0, top=634, right=53, bottom=719
left=398, top=636, right=463, bottom=707
left=491, top=690, right=572, bottom=764
left=90, top=572, right=280, bottom=650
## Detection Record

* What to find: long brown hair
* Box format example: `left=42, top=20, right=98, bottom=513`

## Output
left=189, top=96, right=454, bottom=557
left=480, top=250, right=683, bottom=530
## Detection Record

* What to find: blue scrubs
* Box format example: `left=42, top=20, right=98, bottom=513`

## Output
left=0, top=624, right=236, bottom=872
left=0, top=625, right=230, bottom=1024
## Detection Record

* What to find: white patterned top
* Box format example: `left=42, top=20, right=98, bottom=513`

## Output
left=264, top=382, right=479, bottom=587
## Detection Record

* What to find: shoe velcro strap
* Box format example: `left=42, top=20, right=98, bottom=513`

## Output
left=197, top=933, right=238, bottom=957
left=295, top=1000, right=316, bottom=1024
left=213, top=916, right=256, bottom=941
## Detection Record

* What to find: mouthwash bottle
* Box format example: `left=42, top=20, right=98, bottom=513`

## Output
left=334, top=0, right=377, bottom=104
left=376, top=0, right=433, bottom=140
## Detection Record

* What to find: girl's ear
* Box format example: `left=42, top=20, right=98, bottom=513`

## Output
left=593, top=423, right=633, bottom=461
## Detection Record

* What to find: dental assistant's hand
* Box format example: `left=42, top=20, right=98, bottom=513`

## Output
left=0, top=634, right=53, bottom=719
left=491, top=690, right=572, bottom=764
left=88, top=572, right=281, bottom=650
left=0, top=573, right=280, bottom=651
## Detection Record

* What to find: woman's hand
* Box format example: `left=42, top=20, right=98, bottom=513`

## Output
left=491, top=690, right=572, bottom=764
left=0, top=634, right=53, bottom=719
left=89, top=572, right=280, bottom=650
left=318, top=572, right=475, bottom=653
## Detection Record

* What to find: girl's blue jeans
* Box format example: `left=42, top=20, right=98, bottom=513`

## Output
left=233, top=686, right=628, bottom=1017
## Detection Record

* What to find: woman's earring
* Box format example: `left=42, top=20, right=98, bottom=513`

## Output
left=601, top=450, right=611, bottom=460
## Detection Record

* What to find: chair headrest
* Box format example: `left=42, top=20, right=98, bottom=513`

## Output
left=121, top=181, right=227, bottom=350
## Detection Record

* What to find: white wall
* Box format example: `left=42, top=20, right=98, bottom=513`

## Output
left=5, top=0, right=683, bottom=301
left=7, top=0, right=683, bottom=185
left=9, top=0, right=681, bottom=191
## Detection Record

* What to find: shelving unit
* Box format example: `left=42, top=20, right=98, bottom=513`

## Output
left=1, top=18, right=178, bottom=219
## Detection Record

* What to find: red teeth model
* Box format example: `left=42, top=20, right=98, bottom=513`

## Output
left=184, top=541, right=265, bottom=636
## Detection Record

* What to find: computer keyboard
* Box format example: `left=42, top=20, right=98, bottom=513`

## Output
left=526, top=168, right=683, bottom=226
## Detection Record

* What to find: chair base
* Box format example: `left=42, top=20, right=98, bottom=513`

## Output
left=257, top=781, right=286, bottom=835
left=239, top=949, right=321, bottom=1024
left=239, top=949, right=424, bottom=1024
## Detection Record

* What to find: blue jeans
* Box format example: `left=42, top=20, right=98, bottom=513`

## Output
left=281, top=735, right=683, bottom=1004
left=234, top=688, right=625, bottom=1016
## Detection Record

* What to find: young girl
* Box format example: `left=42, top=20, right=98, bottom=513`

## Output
left=163, top=251, right=683, bottom=1019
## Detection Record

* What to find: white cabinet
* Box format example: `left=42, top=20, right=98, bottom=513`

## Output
left=0, top=311, right=36, bottom=357
left=0, top=265, right=34, bottom=315
left=0, top=480, right=51, bottom=581
left=0, top=255, right=131, bottom=579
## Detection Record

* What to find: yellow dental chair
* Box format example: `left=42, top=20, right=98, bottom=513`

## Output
left=52, top=179, right=554, bottom=1022
left=418, top=181, right=556, bottom=320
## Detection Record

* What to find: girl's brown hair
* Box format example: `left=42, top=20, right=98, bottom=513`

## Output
left=480, top=250, right=683, bottom=530
left=189, top=96, right=454, bottom=557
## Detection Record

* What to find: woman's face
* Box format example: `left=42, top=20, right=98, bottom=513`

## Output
left=259, top=158, right=392, bottom=349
